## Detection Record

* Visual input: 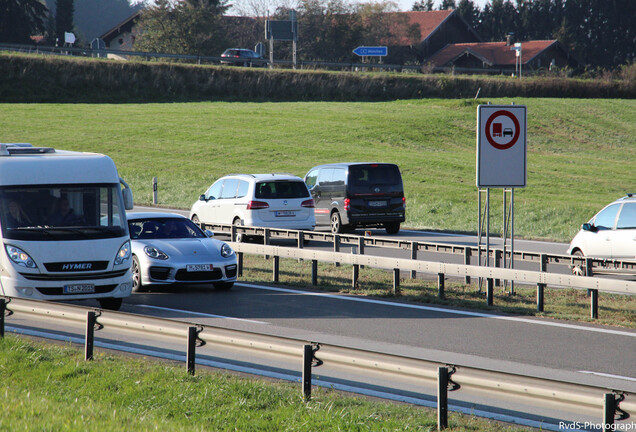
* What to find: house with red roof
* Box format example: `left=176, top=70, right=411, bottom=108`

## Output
left=426, top=39, right=580, bottom=74
left=385, top=10, right=481, bottom=64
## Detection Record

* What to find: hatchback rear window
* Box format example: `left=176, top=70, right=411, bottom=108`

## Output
left=255, top=181, right=310, bottom=199
left=349, top=165, right=402, bottom=186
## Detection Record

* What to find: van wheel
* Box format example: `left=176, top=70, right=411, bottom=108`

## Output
left=571, top=250, right=587, bottom=276
left=331, top=211, right=343, bottom=233
left=233, top=218, right=244, bottom=243
left=385, top=222, right=400, bottom=235
left=191, top=215, right=201, bottom=227
left=98, top=297, right=123, bottom=311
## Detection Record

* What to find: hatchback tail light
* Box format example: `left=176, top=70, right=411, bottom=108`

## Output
left=301, top=199, right=315, bottom=208
left=344, top=198, right=350, bottom=211
left=247, top=200, right=269, bottom=210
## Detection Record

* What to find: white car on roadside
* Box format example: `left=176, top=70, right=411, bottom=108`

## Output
left=190, top=173, right=316, bottom=242
left=568, top=194, right=636, bottom=274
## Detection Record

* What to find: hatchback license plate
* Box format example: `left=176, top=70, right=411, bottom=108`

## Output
left=187, top=264, right=213, bottom=272
left=368, top=200, right=387, bottom=207
left=275, top=210, right=296, bottom=217
left=63, top=284, right=95, bottom=294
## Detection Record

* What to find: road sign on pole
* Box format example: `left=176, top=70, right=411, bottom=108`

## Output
left=352, top=46, right=388, bottom=57
left=476, top=105, right=527, bottom=188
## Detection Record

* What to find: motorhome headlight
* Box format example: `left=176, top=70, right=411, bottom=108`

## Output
left=144, top=245, right=169, bottom=260
left=220, top=243, right=234, bottom=258
left=6, top=245, right=37, bottom=268
left=114, top=240, right=131, bottom=265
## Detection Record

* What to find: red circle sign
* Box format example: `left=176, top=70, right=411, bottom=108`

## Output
left=484, top=110, right=520, bottom=150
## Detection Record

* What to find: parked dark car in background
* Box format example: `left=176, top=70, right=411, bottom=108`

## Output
left=220, top=48, right=264, bottom=67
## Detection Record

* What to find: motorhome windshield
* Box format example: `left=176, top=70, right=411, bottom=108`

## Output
left=0, top=184, right=128, bottom=241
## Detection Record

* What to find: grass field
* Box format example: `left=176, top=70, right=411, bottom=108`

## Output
left=0, top=98, right=634, bottom=242
left=0, top=335, right=531, bottom=432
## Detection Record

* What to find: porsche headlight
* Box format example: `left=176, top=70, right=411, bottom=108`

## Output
left=220, top=243, right=234, bottom=258
left=144, top=245, right=169, bottom=260
left=6, top=245, right=37, bottom=268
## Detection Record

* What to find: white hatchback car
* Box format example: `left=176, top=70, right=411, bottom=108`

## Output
left=568, top=194, right=636, bottom=266
left=190, top=174, right=316, bottom=241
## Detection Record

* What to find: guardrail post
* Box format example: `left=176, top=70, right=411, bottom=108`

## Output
left=0, top=298, right=5, bottom=338
left=298, top=231, right=304, bottom=249
left=464, top=248, right=471, bottom=284
left=237, top=252, right=243, bottom=277
left=393, top=269, right=400, bottom=296
left=590, top=289, right=599, bottom=319
left=85, top=311, right=96, bottom=361
left=302, top=344, right=313, bottom=401
left=311, top=260, right=318, bottom=286
left=586, top=258, right=594, bottom=277
left=273, top=256, right=280, bottom=282
left=334, top=235, right=340, bottom=267
left=352, top=264, right=359, bottom=288
left=231, top=225, right=237, bottom=242
left=438, top=273, right=445, bottom=299
left=187, top=326, right=197, bottom=375
left=152, top=176, right=158, bottom=205
left=437, top=367, right=449, bottom=430
left=537, top=284, right=545, bottom=312
left=358, top=237, right=365, bottom=269
left=486, top=278, right=494, bottom=306
left=264, top=228, right=271, bottom=259
left=494, top=250, right=501, bottom=287
left=411, top=241, right=418, bottom=279
left=604, top=393, right=615, bottom=430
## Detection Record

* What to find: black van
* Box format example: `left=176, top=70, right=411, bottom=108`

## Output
left=304, top=163, right=405, bottom=234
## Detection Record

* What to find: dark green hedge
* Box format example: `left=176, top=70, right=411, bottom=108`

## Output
left=1, top=53, right=634, bottom=102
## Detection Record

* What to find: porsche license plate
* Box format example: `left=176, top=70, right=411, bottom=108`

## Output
left=187, top=264, right=213, bottom=272
left=63, top=284, right=95, bottom=294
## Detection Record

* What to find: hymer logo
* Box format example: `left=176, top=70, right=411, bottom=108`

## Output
left=62, top=263, right=93, bottom=271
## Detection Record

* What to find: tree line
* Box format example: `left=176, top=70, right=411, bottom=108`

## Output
left=1, top=0, right=634, bottom=70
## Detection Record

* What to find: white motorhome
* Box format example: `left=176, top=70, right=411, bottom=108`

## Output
left=0, top=144, right=134, bottom=310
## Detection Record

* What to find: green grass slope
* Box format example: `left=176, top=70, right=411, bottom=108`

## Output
left=0, top=98, right=633, bottom=241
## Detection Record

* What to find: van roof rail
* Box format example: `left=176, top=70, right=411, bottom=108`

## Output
left=0, top=143, right=55, bottom=156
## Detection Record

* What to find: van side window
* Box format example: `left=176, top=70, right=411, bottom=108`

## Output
left=221, top=179, right=239, bottom=199
left=237, top=180, right=249, bottom=198
left=616, top=203, right=636, bottom=229
left=305, top=170, right=318, bottom=189
left=332, top=169, right=346, bottom=185
left=206, top=181, right=223, bottom=200
left=318, top=168, right=334, bottom=186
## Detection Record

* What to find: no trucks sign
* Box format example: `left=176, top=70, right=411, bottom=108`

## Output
left=476, top=105, right=527, bottom=188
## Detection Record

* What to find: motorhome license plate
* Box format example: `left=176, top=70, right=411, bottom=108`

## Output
left=187, top=264, right=213, bottom=272
left=369, top=200, right=387, bottom=207
left=63, top=284, right=95, bottom=294
left=275, top=210, right=295, bottom=217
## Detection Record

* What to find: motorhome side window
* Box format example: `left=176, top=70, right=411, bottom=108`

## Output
left=0, top=185, right=127, bottom=240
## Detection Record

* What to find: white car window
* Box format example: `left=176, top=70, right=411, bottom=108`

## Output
left=206, top=181, right=222, bottom=200
left=594, top=203, right=620, bottom=230
left=616, top=202, right=636, bottom=229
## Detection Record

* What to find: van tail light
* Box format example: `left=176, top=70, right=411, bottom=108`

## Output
left=344, top=198, right=350, bottom=211
left=301, top=199, right=315, bottom=208
left=247, top=200, right=269, bottom=210
left=402, top=196, right=406, bottom=209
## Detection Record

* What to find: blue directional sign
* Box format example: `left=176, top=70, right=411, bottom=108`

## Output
left=352, top=46, right=388, bottom=57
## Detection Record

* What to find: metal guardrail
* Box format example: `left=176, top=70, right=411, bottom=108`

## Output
left=1, top=297, right=633, bottom=429
left=202, top=223, right=636, bottom=277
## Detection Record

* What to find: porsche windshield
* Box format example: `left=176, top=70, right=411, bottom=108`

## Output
left=0, top=184, right=128, bottom=240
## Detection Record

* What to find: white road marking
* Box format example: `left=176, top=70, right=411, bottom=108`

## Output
left=578, top=371, right=636, bottom=382
left=134, top=304, right=269, bottom=324
left=237, top=282, right=636, bottom=338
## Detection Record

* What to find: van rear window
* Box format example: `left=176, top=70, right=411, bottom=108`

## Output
left=349, top=165, right=402, bottom=186
left=255, top=181, right=310, bottom=199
